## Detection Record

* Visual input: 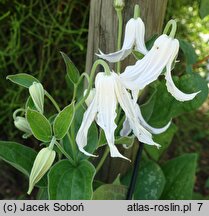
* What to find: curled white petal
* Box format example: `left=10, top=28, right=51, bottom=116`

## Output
left=135, top=104, right=171, bottom=134
left=165, top=40, right=200, bottom=101
left=120, top=117, right=131, bottom=137
left=96, top=73, right=129, bottom=160
left=114, top=73, right=160, bottom=148
left=96, top=49, right=131, bottom=63
left=135, top=18, right=148, bottom=55
left=76, top=97, right=98, bottom=157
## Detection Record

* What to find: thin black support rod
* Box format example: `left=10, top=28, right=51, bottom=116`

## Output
left=126, top=142, right=144, bottom=200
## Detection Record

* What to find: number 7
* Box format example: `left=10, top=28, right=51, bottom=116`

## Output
left=197, top=203, right=203, bottom=211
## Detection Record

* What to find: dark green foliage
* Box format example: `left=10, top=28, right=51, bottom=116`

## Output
left=0, top=0, right=90, bottom=140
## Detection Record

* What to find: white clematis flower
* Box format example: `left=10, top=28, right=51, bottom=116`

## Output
left=76, top=72, right=160, bottom=160
left=120, top=34, right=200, bottom=102
left=120, top=104, right=171, bottom=137
left=96, top=18, right=147, bottom=63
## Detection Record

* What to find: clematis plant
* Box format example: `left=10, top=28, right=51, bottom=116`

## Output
left=0, top=1, right=207, bottom=201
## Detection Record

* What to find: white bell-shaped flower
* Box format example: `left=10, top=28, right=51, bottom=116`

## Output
left=120, top=34, right=200, bottom=102
left=97, top=17, right=147, bottom=63
left=76, top=72, right=160, bottom=160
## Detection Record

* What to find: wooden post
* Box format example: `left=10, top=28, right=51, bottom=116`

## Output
left=85, top=0, right=168, bottom=182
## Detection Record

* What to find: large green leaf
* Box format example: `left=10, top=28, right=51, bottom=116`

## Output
left=60, top=52, right=80, bottom=84
left=93, top=184, right=127, bottom=200
left=144, top=124, right=177, bottom=161
left=48, top=160, right=95, bottom=199
left=7, top=73, right=39, bottom=88
left=27, top=108, right=52, bottom=142
left=122, top=160, right=166, bottom=200
left=161, top=153, right=197, bottom=200
left=0, top=141, right=46, bottom=187
left=0, top=141, right=37, bottom=176
left=199, top=0, right=209, bottom=19
left=53, top=103, right=75, bottom=140
left=143, top=73, right=208, bottom=126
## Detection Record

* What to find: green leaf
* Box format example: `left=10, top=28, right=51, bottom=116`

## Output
left=122, top=160, right=166, bottom=200
left=0, top=141, right=46, bottom=187
left=6, top=73, right=39, bottom=88
left=60, top=52, right=80, bottom=84
left=179, top=40, right=197, bottom=65
left=146, top=34, right=158, bottom=50
left=144, top=124, right=177, bottom=161
left=27, top=108, right=52, bottom=142
left=93, top=184, right=128, bottom=200
left=199, top=0, right=209, bottom=19
left=144, top=73, right=208, bottom=126
left=36, top=188, right=49, bottom=200
left=48, top=160, right=95, bottom=199
left=0, top=141, right=37, bottom=176
left=25, top=96, right=37, bottom=110
left=161, top=153, right=198, bottom=199
left=53, top=103, right=75, bottom=140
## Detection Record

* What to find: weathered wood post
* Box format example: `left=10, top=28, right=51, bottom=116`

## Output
left=85, top=0, right=168, bottom=182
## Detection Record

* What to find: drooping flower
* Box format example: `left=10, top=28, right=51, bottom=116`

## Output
left=29, top=82, right=45, bottom=113
left=76, top=72, right=160, bottom=160
left=120, top=34, right=200, bottom=102
left=97, top=17, right=147, bottom=63
left=27, top=146, right=56, bottom=195
left=14, top=116, right=32, bottom=138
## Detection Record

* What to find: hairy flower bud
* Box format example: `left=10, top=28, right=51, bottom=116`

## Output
left=114, top=0, right=125, bottom=10
left=27, top=147, right=56, bottom=195
left=29, top=82, right=45, bottom=113
left=14, top=116, right=32, bottom=138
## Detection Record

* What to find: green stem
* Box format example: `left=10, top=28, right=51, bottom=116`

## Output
left=96, top=146, right=110, bottom=173
left=55, top=141, right=76, bottom=166
left=75, top=59, right=111, bottom=111
left=163, top=19, right=177, bottom=38
left=45, top=91, right=77, bottom=162
left=116, top=8, right=123, bottom=73
left=13, top=108, right=25, bottom=120
left=134, top=4, right=140, bottom=19
left=45, top=91, right=61, bottom=112
left=72, top=73, right=90, bottom=101
left=48, top=136, right=56, bottom=150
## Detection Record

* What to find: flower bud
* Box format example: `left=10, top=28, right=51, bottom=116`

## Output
left=29, top=82, right=45, bottom=113
left=27, top=147, right=56, bottom=194
left=114, top=0, right=125, bottom=10
left=14, top=116, right=32, bottom=135
left=84, top=88, right=96, bottom=107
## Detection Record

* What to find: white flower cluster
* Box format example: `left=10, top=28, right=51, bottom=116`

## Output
left=76, top=15, right=200, bottom=160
